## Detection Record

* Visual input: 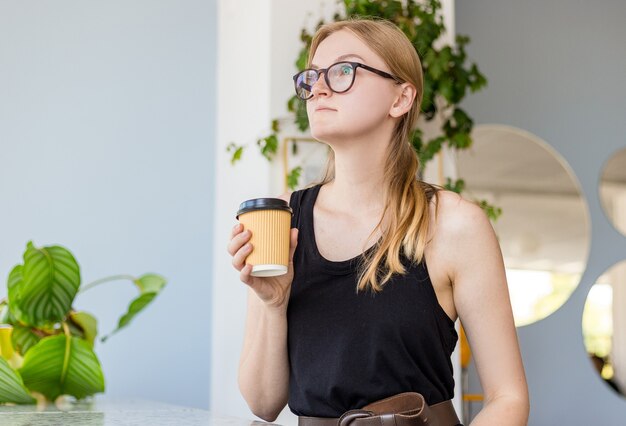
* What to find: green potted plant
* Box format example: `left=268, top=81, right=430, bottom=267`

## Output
left=0, top=241, right=166, bottom=405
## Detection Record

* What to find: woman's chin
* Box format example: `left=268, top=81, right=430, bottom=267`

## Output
left=310, top=126, right=342, bottom=143
left=310, top=133, right=335, bottom=144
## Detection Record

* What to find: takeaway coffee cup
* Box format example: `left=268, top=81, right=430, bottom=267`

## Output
left=236, top=198, right=293, bottom=277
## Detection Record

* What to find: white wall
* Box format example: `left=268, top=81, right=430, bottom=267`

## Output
left=211, top=0, right=274, bottom=418
left=211, top=0, right=459, bottom=422
left=0, top=0, right=215, bottom=409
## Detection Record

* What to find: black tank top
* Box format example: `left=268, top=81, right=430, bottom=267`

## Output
left=287, top=183, right=458, bottom=417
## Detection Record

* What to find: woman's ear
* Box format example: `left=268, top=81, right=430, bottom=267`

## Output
left=389, top=83, right=417, bottom=118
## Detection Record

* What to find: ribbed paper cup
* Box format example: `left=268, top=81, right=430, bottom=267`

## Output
left=236, top=198, right=293, bottom=277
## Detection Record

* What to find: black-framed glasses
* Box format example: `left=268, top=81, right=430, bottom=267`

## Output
left=292, top=61, right=403, bottom=100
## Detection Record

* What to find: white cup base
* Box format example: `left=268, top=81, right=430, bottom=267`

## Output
left=251, top=264, right=288, bottom=277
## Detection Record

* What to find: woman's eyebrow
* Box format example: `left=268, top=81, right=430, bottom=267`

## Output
left=310, top=54, right=366, bottom=69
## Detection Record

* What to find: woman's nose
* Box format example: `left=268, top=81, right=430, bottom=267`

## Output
left=310, top=72, right=330, bottom=97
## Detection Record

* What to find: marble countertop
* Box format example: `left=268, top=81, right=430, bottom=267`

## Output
left=0, top=398, right=275, bottom=426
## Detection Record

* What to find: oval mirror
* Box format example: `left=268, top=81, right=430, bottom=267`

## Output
left=583, top=261, right=626, bottom=397
left=599, top=147, right=626, bottom=237
left=455, top=124, right=590, bottom=327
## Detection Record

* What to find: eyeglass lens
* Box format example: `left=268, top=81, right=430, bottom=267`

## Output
left=295, top=62, right=355, bottom=100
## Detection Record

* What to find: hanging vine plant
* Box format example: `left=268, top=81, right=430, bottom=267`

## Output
left=227, top=0, right=501, bottom=221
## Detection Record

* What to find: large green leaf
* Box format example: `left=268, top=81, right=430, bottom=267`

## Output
left=19, top=334, right=104, bottom=401
left=101, top=273, right=166, bottom=342
left=8, top=241, right=81, bottom=327
left=0, top=357, right=35, bottom=404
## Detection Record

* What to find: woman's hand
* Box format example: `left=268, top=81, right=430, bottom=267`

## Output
left=227, top=223, right=299, bottom=310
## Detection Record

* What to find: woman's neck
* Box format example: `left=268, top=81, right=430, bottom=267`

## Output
left=323, top=138, right=389, bottom=215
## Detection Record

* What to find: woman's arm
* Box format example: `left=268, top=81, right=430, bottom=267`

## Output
left=234, top=192, right=294, bottom=421
left=440, top=192, right=530, bottom=425
left=238, top=288, right=290, bottom=421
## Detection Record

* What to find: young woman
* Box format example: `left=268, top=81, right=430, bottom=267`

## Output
left=228, top=17, right=529, bottom=425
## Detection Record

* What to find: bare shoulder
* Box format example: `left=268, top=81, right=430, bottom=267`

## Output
left=429, top=189, right=502, bottom=284
left=430, top=189, right=492, bottom=237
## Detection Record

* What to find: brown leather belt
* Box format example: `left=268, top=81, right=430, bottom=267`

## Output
left=298, top=392, right=462, bottom=426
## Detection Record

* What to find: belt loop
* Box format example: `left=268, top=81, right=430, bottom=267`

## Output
left=378, top=413, right=401, bottom=426
left=337, top=409, right=373, bottom=426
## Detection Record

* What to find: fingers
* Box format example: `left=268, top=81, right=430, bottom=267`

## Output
left=240, top=264, right=253, bottom=285
left=230, top=222, right=242, bottom=239
left=227, top=224, right=251, bottom=256
left=227, top=223, right=254, bottom=273
left=232, top=240, right=253, bottom=271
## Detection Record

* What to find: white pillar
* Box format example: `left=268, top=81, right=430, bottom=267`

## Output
left=211, top=0, right=273, bottom=417
left=422, top=0, right=458, bottom=191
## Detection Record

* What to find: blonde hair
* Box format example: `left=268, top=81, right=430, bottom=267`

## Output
left=307, top=17, right=442, bottom=293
